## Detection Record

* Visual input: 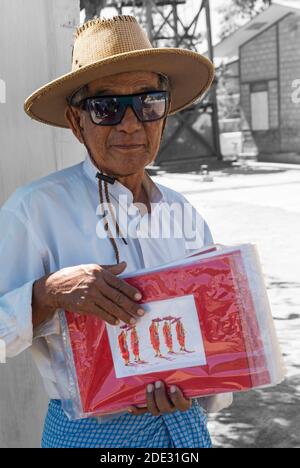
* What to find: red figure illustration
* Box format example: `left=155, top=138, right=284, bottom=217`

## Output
left=172, top=317, right=194, bottom=353
left=118, top=329, right=130, bottom=365
left=175, top=318, right=187, bottom=351
left=130, top=326, right=142, bottom=363
left=149, top=319, right=162, bottom=357
left=163, top=320, right=174, bottom=354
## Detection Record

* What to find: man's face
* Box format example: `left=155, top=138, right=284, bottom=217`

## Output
left=67, top=71, right=167, bottom=177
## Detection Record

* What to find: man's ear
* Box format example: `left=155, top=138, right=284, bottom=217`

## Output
left=64, top=106, right=84, bottom=144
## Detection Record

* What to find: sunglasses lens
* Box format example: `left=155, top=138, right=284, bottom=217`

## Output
left=88, top=97, right=123, bottom=125
left=85, top=92, right=168, bottom=126
left=135, top=92, right=167, bottom=122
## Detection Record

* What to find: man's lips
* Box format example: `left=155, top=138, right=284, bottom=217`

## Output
left=112, top=144, right=145, bottom=148
left=111, top=144, right=146, bottom=151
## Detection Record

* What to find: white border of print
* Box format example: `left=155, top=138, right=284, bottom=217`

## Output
left=106, top=294, right=207, bottom=379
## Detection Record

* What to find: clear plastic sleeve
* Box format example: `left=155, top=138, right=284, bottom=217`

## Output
left=54, top=244, right=286, bottom=420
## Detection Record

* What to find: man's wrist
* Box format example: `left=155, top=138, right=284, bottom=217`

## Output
left=32, top=275, right=58, bottom=327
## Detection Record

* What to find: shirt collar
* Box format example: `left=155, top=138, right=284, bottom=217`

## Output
left=82, top=152, right=164, bottom=206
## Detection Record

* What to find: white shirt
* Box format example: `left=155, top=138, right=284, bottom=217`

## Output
left=0, top=153, right=232, bottom=414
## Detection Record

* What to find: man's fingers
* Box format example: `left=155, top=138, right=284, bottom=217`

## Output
left=79, top=302, right=118, bottom=326
left=129, top=384, right=192, bottom=418
left=153, top=381, right=175, bottom=414
left=103, top=268, right=142, bottom=302
left=91, top=290, right=138, bottom=326
left=100, top=262, right=145, bottom=323
left=146, top=384, right=161, bottom=416
left=127, top=406, right=148, bottom=416
left=96, top=281, right=144, bottom=324
left=169, top=385, right=192, bottom=412
left=102, top=261, right=127, bottom=274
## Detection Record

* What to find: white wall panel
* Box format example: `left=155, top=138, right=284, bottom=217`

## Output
left=0, top=0, right=82, bottom=447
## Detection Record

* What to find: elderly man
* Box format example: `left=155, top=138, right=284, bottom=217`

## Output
left=0, top=15, right=231, bottom=448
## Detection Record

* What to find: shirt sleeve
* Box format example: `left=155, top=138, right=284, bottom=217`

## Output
left=0, top=207, right=46, bottom=358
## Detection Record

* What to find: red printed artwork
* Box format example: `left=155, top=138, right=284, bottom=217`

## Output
left=116, top=315, right=194, bottom=367
left=64, top=248, right=275, bottom=417
left=117, top=328, right=130, bottom=366
left=149, top=319, right=162, bottom=358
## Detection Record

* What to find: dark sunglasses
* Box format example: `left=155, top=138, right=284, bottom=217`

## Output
left=79, top=91, right=169, bottom=126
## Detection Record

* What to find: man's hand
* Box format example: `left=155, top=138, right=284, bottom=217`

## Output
left=127, top=381, right=192, bottom=416
left=32, top=261, right=144, bottom=328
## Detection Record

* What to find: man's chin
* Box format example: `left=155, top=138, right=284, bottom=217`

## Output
left=112, top=152, right=149, bottom=164
left=108, top=155, right=151, bottom=175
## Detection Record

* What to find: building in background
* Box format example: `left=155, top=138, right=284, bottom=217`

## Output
left=214, top=1, right=300, bottom=163
left=81, top=0, right=223, bottom=172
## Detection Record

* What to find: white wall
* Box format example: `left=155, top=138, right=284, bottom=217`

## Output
left=0, top=0, right=82, bottom=447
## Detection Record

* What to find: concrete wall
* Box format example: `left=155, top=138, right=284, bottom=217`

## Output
left=0, top=0, right=82, bottom=448
left=240, top=25, right=281, bottom=154
left=240, top=26, right=278, bottom=84
left=240, top=13, right=300, bottom=155
left=268, top=80, right=279, bottom=130
left=279, top=14, right=300, bottom=152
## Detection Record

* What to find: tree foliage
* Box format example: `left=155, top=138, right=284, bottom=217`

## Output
left=218, top=0, right=272, bottom=39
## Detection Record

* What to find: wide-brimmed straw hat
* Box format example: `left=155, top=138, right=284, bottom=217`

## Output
left=24, top=15, right=215, bottom=129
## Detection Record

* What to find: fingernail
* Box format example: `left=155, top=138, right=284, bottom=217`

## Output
left=155, top=381, right=161, bottom=389
left=135, top=293, right=142, bottom=300
left=128, top=408, right=133, bottom=413
left=130, top=318, right=136, bottom=325
left=147, top=384, right=154, bottom=393
left=170, top=386, right=176, bottom=393
left=137, top=308, right=145, bottom=317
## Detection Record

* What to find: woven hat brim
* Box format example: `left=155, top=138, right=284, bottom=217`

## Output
left=24, top=48, right=215, bottom=129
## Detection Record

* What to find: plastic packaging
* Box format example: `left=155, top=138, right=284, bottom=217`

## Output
left=56, top=244, right=285, bottom=419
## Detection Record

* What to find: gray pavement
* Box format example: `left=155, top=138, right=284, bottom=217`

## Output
left=154, top=161, right=300, bottom=448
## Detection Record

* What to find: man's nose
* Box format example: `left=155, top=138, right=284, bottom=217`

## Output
left=116, top=105, right=142, bottom=133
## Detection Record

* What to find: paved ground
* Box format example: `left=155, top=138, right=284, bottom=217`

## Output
left=154, top=161, right=300, bottom=448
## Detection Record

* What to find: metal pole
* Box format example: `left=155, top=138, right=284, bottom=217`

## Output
left=114, top=0, right=123, bottom=15
left=144, top=0, right=153, bottom=42
left=204, top=0, right=222, bottom=160
left=172, top=0, right=179, bottom=47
